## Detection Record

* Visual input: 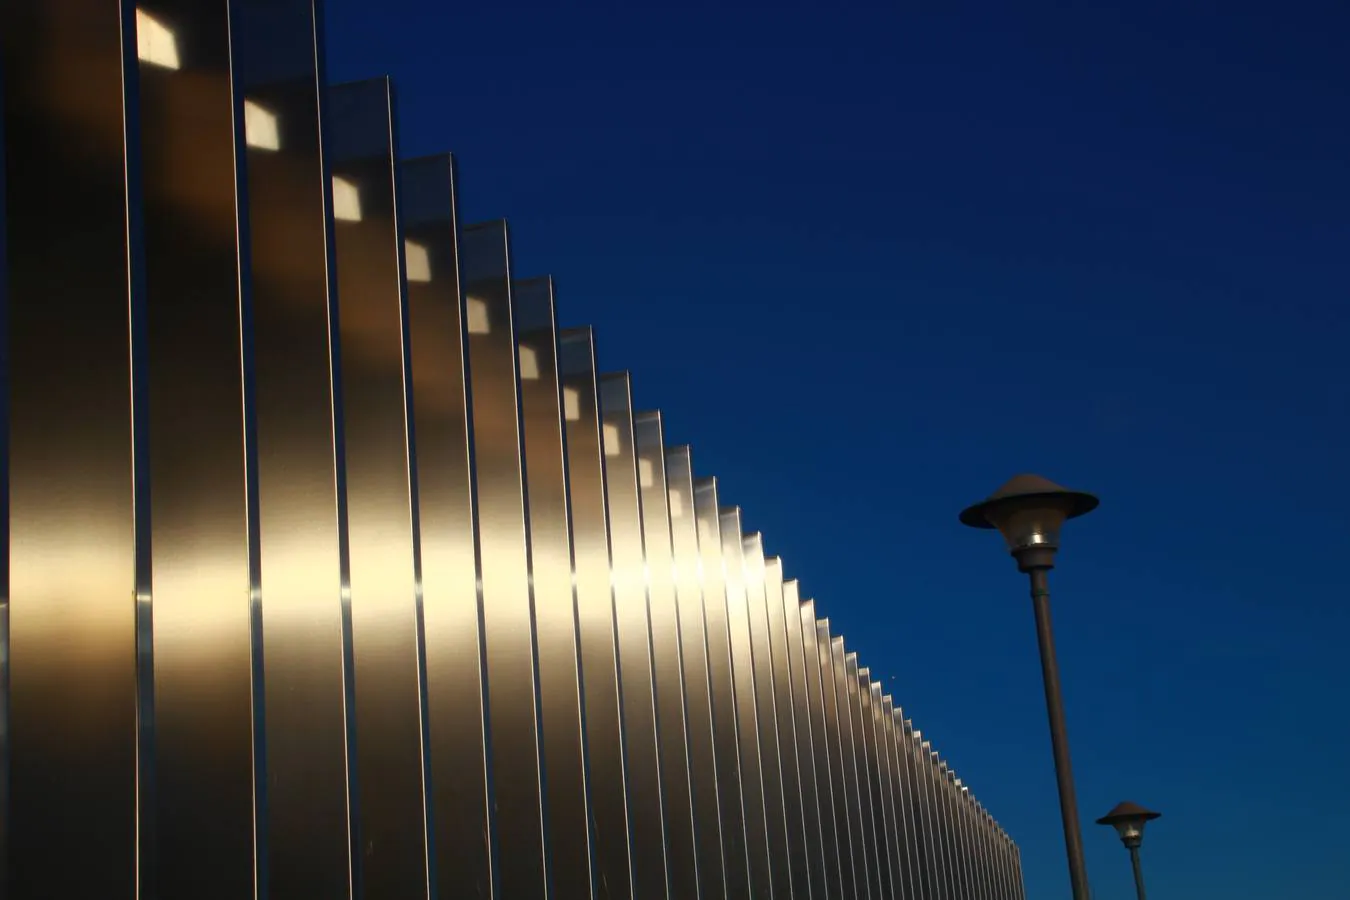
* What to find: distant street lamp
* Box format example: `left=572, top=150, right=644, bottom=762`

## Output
left=1098, top=801, right=1161, bottom=900
left=960, top=474, right=1099, bottom=900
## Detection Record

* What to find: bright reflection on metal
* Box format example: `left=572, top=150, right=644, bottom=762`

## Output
left=403, top=239, right=430, bottom=282
left=136, top=8, right=181, bottom=70
left=845, top=653, right=881, bottom=898
left=764, top=560, right=811, bottom=897
left=331, top=175, right=361, bottom=222
left=243, top=99, right=280, bottom=150
left=518, top=344, right=540, bottom=380
left=466, top=296, right=490, bottom=334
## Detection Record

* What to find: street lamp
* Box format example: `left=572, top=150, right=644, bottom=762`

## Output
left=960, top=473, right=1099, bottom=900
left=1098, top=802, right=1161, bottom=900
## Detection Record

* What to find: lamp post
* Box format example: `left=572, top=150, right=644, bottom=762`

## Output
left=960, top=474, right=1099, bottom=900
left=1098, top=802, right=1160, bottom=900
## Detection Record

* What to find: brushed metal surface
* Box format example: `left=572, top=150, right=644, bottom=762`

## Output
left=133, top=1, right=257, bottom=894
left=558, top=328, right=634, bottom=900
left=719, top=509, right=772, bottom=898
left=845, top=655, right=880, bottom=899
left=515, top=277, right=594, bottom=899
left=633, top=412, right=699, bottom=900
left=599, top=374, right=671, bottom=900
left=800, top=606, right=844, bottom=900
left=830, top=638, right=868, bottom=899
left=865, top=682, right=897, bottom=899
left=693, top=479, right=751, bottom=899
left=740, top=536, right=792, bottom=898
left=818, top=624, right=857, bottom=900
left=784, top=588, right=830, bottom=900
left=328, top=77, right=429, bottom=899
left=460, top=220, right=548, bottom=898
left=4, top=4, right=140, bottom=895
left=399, top=154, right=493, bottom=898
left=236, top=1, right=357, bottom=892
left=665, top=447, right=727, bottom=900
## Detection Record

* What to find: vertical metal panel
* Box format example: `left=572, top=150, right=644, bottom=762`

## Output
left=844, top=655, right=880, bottom=899
left=764, top=559, right=810, bottom=898
left=960, top=787, right=985, bottom=900
left=328, top=77, right=429, bottom=899
left=514, top=276, right=594, bottom=898
left=125, top=0, right=257, bottom=895
left=3, top=3, right=140, bottom=895
left=935, top=763, right=956, bottom=900
left=829, top=636, right=867, bottom=899
left=861, top=677, right=895, bottom=899
left=234, top=0, right=356, bottom=893
left=719, top=509, right=773, bottom=898
left=906, top=725, right=936, bottom=900
left=785, top=589, right=830, bottom=900
left=799, top=606, right=844, bottom=900
left=926, top=746, right=955, bottom=900
left=399, top=154, right=493, bottom=898
left=1013, top=841, right=1026, bottom=900
left=941, top=768, right=967, bottom=900
left=598, top=373, right=671, bottom=899
left=881, top=699, right=916, bottom=900
left=740, top=536, right=792, bottom=896
left=692, top=478, right=750, bottom=898
left=867, top=684, right=899, bottom=899
left=558, top=328, right=633, bottom=900
left=819, top=625, right=856, bottom=899
left=460, top=220, right=548, bottom=898
left=664, top=446, right=726, bottom=900
left=633, top=412, right=699, bottom=899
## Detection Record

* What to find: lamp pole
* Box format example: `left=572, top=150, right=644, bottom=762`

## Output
left=960, top=474, right=1099, bottom=900
left=1098, top=802, right=1161, bottom=900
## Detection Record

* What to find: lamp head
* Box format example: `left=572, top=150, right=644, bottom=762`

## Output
left=959, top=473, right=1098, bottom=572
left=1096, top=801, right=1160, bottom=849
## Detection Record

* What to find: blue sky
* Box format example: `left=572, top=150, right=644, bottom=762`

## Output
left=323, top=1, right=1349, bottom=896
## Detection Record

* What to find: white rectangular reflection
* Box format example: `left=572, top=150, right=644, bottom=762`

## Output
left=136, top=9, right=181, bottom=70
left=243, top=100, right=280, bottom=150
left=404, top=240, right=431, bottom=282
left=466, top=297, right=490, bottom=334
left=332, top=176, right=362, bottom=222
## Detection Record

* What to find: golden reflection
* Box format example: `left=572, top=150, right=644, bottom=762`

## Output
left=136, top=9, right=181, bottom=70
left=403, top=239, right=431, bottom=282
left=243, top=99, right=279, bottom=150
left=331, top=175, right=361, bottom=221
left=518, top=344, right=540, bottom=380
left=466, top=296, right=490, bottom=334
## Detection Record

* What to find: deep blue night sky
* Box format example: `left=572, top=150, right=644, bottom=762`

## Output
left=323, top=1, right=1348, bottom=896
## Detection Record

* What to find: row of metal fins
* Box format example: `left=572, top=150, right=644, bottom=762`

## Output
left=0, top=2, right=1028, bottom=898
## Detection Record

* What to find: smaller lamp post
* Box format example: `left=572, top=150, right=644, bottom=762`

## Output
left=1097, top=801, right=1161, bottom=900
